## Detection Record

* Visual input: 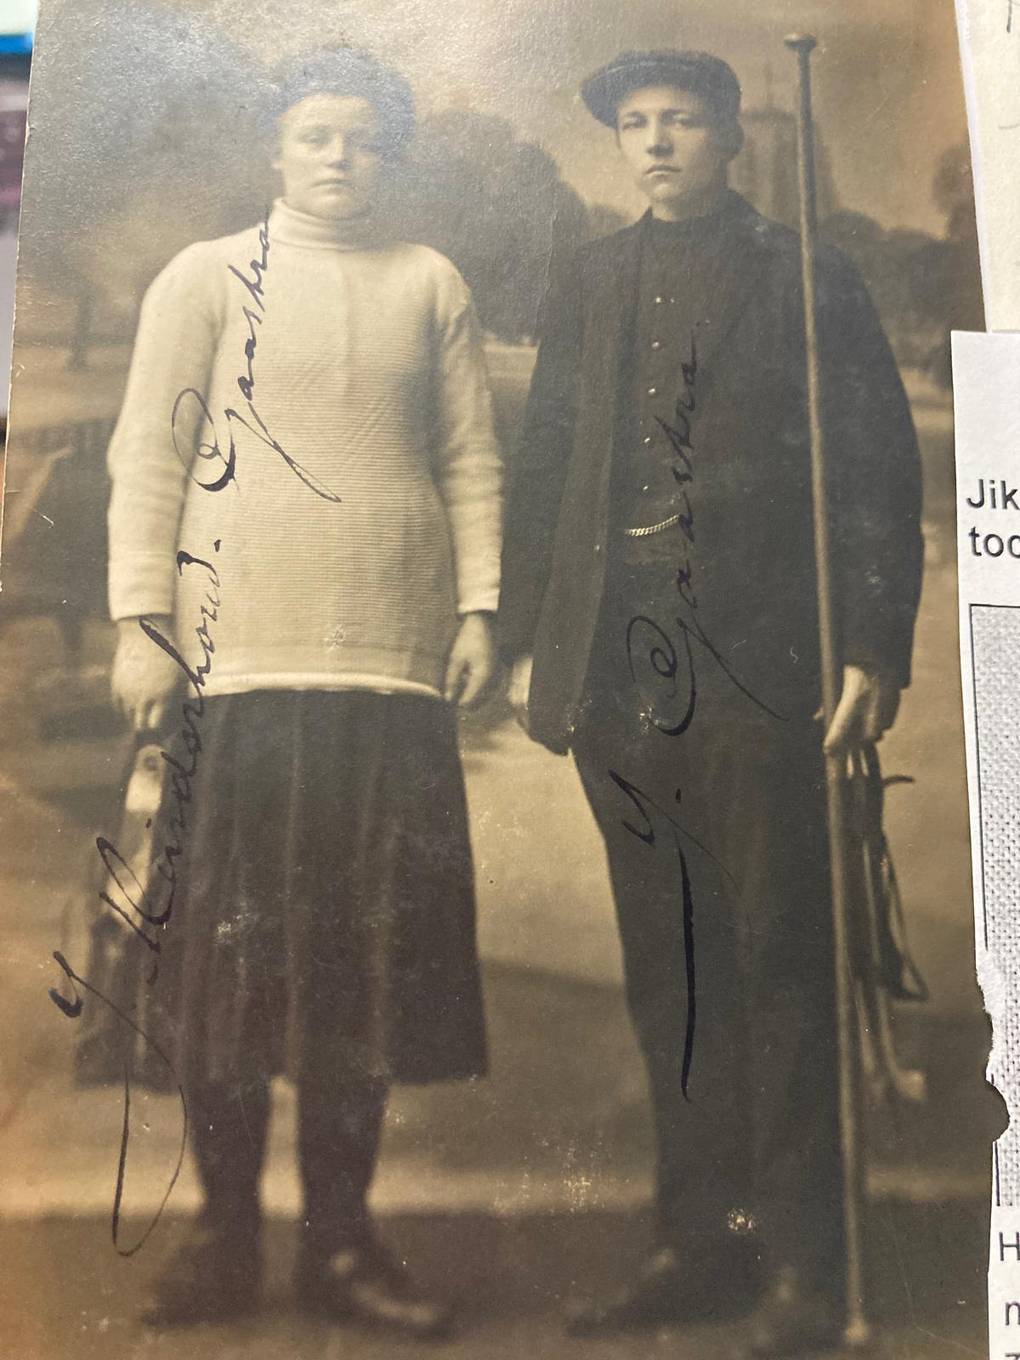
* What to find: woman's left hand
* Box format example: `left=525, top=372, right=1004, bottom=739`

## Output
left=444, top=612, right=497, bottom=707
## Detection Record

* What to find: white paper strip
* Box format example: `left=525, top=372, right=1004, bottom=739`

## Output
left=954, top=329, right=1020, bottom=1356
left=954, top=0, right=1020, bottom=330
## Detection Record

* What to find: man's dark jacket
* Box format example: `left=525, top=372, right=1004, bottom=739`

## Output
left=500, top=195, right=923, bottom=754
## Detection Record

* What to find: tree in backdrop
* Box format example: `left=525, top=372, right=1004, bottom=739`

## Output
left=820, top=144, right=982, bottom=385
left=20, top=11, right=591, bottom=361
left=393, top=108, right=588, bottom=343
left=929, top=143, right=984, bottom=383
left=19, top=3, right=273, bottom=363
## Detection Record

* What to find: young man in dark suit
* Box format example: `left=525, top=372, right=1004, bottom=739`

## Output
left=500, top=49, right=922, bottom=1356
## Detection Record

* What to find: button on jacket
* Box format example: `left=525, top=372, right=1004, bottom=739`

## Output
left=500, top=191, right=923, bottom=754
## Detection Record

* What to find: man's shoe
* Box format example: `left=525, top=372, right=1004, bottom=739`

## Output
left=746, top=1266, right=840, bottom=1357
left=295, top=1239, right=455, bottom=1341
left=564, top=1243, right=724, bottom=1335
left=141, top=1219, right=262, bottom=1327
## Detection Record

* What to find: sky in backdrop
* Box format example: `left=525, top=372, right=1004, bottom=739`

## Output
left=164, top=0, right=968, bottom=233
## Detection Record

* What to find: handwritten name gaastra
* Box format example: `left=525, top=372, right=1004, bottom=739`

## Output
left=611, top=336, right=703, bottom=1098
left=623, top=339, right=784, bottom=734
left=607, top=333, right=786, bottom=1101
left=170, top=212, right=342, bottom=504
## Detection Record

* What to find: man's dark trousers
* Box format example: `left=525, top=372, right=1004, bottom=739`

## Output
left=571, top=553, right=844, bottom=1284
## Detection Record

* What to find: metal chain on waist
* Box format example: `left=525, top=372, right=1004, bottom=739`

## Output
left=623, top=512, right=683, bottom=538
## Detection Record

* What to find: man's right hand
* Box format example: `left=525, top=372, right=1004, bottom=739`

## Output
left=509, top=654, right=534, bottom=732
left=111, top=616, right=181, bottom=732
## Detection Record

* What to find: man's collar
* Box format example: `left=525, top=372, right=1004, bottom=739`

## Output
left=637, top=189, right=755, bottom=235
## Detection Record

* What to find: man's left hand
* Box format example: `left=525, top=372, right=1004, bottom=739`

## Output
left=444, top=612, right=497, bottom=707
left=822, top=664, right=901, bottom=755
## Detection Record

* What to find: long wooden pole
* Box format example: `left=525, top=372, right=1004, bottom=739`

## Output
left=784, top=32, right=870, bottom=1349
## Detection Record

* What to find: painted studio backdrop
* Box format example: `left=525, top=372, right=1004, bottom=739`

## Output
left=0, top=2, right=999, bottom=1356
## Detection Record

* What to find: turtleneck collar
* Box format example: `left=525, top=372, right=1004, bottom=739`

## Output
left=268, top=197, right=388, bottom=251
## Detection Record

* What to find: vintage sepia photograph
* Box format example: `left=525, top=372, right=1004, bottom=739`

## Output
left=0, top=1, right=1004, bottom=1356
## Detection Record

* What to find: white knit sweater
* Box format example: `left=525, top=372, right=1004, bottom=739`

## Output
left=107, top=198, right=503, bottom=698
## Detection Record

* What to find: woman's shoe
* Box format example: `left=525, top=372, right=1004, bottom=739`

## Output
left=141, top=1218, right=262, bottom=1327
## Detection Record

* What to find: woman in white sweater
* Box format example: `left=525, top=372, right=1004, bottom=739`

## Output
left=107, top=49, right=502, bottom=1337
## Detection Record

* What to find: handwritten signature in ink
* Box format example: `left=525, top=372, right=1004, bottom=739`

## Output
left=606, top=768, right=738, bottom=1098
left=171, top=211, right=341, bottom=503
left=47, top=542, right=222, bottom=1255
left=614, top=336, right=780, bottom=1099
left=625, top=339, right=782, bottom=736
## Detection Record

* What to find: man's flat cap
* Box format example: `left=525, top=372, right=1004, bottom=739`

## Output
left=581, top=49, right=741, bottom=127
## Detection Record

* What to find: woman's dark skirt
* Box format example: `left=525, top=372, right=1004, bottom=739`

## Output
left=77, top=690, right=487, bottom=1093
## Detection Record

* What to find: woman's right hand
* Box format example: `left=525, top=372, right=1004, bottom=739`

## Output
left=111, top=616, right=181, bottom=733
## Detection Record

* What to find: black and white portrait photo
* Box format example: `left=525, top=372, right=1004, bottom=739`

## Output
left=0, top=2, right=1003, bottom=1357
